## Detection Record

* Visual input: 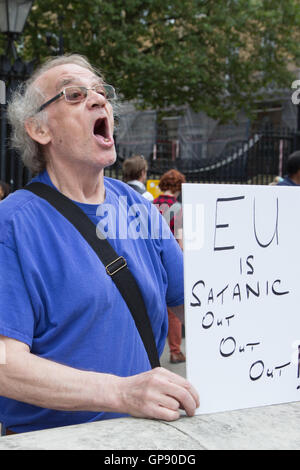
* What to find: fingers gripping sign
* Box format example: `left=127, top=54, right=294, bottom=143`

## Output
left=119, top=367, right=200, bottom=421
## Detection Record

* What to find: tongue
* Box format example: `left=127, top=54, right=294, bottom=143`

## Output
left=94, top=134, right=114, bottom=147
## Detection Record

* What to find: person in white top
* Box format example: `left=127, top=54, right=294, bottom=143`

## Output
left=122, top=155, right=154, bottom=202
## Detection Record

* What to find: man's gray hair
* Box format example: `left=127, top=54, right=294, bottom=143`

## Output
left=7, top=54, right=117, bottom=174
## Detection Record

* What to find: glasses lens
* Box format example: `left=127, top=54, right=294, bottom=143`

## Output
left=65, top=87, right=87, bottom=102
left=103, top=84, right=116, bottom=100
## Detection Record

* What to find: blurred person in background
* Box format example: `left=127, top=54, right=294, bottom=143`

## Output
left=154, top=169, right=186, bottom=363
left=122, top=154, right=154, bottom=201
left=277, top=151, right=300, bottom=186
left=0, top=181, right=11, bottom=200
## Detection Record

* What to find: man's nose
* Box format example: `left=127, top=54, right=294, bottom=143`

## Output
left=86, top=89, right=106, bottom=108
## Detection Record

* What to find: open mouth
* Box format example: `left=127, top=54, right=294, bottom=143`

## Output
left=93, top=117, right=114, bottom=149
left=93, top=118, right=109, bottom=139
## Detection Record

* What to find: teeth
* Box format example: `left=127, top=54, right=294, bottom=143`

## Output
left=104, top=137, right=110, bottom=142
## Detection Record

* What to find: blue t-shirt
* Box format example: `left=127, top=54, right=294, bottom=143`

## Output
left=0, top=170, right=184, bottom=433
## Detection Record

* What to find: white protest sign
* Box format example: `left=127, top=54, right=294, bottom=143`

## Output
left=183, top=183, right=300, bottom=414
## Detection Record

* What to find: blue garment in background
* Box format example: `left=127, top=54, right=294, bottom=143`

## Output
left=277, top=177, right=300, bottom=186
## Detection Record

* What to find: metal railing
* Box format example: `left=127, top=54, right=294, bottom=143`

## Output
left=105, top=125, right=298, bottom=186
left=0, top=84, right=298, bottom=192
left=0, top=54, right=35, bottom=191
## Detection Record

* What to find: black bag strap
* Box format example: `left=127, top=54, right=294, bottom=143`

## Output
left=25, top=182, right=160, bottom=369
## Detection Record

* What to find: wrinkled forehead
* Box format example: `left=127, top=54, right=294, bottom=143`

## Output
left=33, top=63, right=102, bottom=96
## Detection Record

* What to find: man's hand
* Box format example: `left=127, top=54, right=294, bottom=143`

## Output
left=0, top=335, right=199, bottom=421
left=117, top=367, right=200, bottom=421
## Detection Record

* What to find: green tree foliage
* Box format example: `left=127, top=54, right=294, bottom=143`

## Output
left=3, top=0, right=300, bottom=122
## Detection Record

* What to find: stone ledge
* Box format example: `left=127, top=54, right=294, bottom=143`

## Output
left=0, top=401, right=300, bottom=450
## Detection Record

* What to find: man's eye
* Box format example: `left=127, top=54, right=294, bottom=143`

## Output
left=96, top=87, right=106, bottom=97
left=65, top=88, right=85, bottom=101
left=69, top=91, right=82, bottom=99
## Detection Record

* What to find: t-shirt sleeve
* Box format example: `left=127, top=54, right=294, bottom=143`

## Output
left=160, top=229, right=184, bottom=308
left=0, top=243, right=35, bottom=347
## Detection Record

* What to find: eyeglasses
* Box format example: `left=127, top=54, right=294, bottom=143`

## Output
left=37, top=84, right=116, bottom=113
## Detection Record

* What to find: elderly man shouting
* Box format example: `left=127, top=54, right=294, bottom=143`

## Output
left=0, top=54, right=199, bottom=434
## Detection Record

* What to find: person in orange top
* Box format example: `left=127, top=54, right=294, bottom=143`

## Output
left=154, top=169, right=186, bottom=363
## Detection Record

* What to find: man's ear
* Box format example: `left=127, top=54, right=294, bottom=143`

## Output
left=24, top=117, right=51, bottom=145
left=140, top=168, right=147, bottom=182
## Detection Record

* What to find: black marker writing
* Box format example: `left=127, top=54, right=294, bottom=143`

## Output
left=190, top=279, right=289, bottom=308
left=275, top=362, right=291, bottom=377
left=220, top=337, right=236, bottom=358
left=240, top=255, right=254, bottom=275
left=214, top=196, right=245, bottom=251
left=253, top=197, right=279, bottom=248
left=217, top=285, right=229, bottom=304
left=233, top=284, right=242, bottom=302
left=202, top=311, right=214, bottom=330
left=214, top=196, right=279, bottom=251
left=250, top=360, right=291, bottom=381
left=201, top=312, right=236, bottom=330
left=272, top=280, right=289, bottom=296
left=249, top=360, right=264, bottom=381
left=219, top=337, right=260, bottom=358
left=246, top=342, right=260, bottom=351
left=190, top=280, right=205, bottom=307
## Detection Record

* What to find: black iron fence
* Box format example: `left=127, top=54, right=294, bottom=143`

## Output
left=0, top=95, right=299, bottom=190
left=106, top=125, right=299, bottom=185
left=0, top=54, right=35, bottom=191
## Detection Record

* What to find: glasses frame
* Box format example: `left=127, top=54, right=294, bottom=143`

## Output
left=37, top=84, right=116, bottom=114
